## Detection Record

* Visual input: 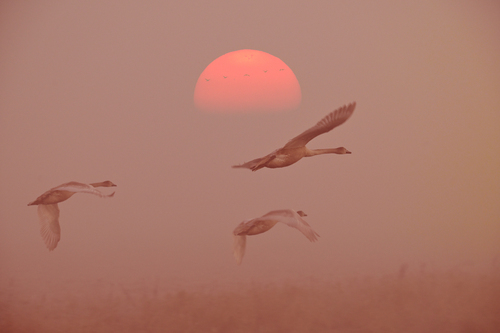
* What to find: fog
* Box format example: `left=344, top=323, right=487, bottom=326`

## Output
left=1, top=1, right=499, bottom=331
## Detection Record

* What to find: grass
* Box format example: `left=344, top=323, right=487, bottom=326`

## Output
left=1, top=269, right=499, bottom=333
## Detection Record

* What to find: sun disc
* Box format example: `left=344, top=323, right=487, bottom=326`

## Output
left=194, top=49, right=301, bottom=113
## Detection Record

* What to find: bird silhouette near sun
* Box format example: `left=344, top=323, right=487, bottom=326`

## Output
left=194, top=49, right=301, bottom=113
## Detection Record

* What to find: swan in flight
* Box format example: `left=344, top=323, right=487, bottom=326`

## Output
left=232, top=102, right=356, bottom=171
left=232, top=209, right=319, bottom=264
left=27, top=181, right=117, bottom=251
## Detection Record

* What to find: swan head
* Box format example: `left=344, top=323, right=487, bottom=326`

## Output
left=338, top=147, right=351, bottom=154
left=94, top=180, right=117, bottom=187
left=296, top=210, right=307, bottom=217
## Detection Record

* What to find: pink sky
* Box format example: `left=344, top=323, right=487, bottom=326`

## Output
left=0, top=1, right=499, bottom=294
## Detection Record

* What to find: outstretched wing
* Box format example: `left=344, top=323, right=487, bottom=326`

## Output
left=37, top=204, right=61, bottom=251
left=233, top=218, right=257, bottom=235
left=233, top=234, right=247, bottom=265
left=53, top=182, right=116, bottom=198
left=259, top=209, right=320, bottom=242
left=283, top=102, right=356, bottom=149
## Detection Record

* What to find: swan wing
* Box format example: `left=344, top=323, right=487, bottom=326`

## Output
left=259, top=209, right=319, bottom=242
left=37, top=204, right=61, bottom=251
left=233, top=218, right=256, bottom=235
left=52, top=182, right=115, bottom=198
left=283, top=102, right=356, bottom=149
left=233, top=234, right=247, bottom=265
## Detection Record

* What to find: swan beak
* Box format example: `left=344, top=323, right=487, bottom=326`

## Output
left=346, top=150, right=352, bottom=154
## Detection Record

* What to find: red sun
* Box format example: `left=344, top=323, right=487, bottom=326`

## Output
left=194, top=49, right=301, bottom=113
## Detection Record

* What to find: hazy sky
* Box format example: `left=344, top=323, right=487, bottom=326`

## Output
left=1, top=1, right=499, bottom=293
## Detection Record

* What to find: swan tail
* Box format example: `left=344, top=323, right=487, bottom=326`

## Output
left=233, top=234, right=247, bottom=265
left=250, top=154, right=277, bottom=171
left=232, top=156, right=268, bottom=171
left=232, top=160, right=259, bottom=170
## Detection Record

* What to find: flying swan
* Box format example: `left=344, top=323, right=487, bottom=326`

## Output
left=232, top=209, right=319, bottom=264
left=27, top=181, right=117, bottom=251
left=232, top=102, right=356, bottom=171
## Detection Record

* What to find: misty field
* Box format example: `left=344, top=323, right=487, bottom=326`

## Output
left=1, top=269, right=499, bottom=333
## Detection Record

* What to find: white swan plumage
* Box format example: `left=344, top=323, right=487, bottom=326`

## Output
left=232, top=209, right=319, bottom=264
left=232, top=102, right=356, bottom=171
left=27, top=181, right=116, bottom=251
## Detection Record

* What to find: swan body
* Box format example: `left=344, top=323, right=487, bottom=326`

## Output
left=28, top=181, right=116, bottom=251
left=232, top=209, right=319, bottom=264
left=232, top=102, right=356, bottom=171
